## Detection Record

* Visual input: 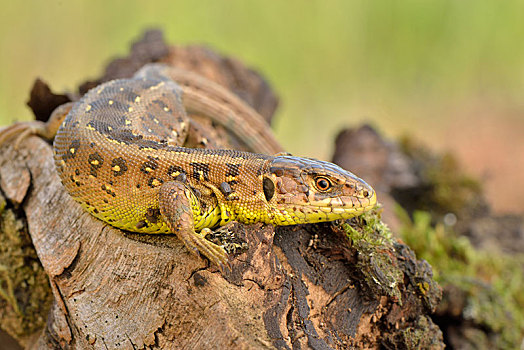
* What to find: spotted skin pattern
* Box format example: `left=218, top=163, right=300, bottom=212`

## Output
left=51, top=64, right=378, bottom=269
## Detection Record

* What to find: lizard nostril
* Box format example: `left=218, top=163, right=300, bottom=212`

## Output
left=362, top=190, right=369, bottom=197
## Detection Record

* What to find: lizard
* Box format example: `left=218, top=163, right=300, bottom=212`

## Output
left=0, top=63, right=377, bottom=270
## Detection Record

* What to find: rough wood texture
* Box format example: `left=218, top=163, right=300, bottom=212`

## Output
left=0, top=137, right=444, bottom=349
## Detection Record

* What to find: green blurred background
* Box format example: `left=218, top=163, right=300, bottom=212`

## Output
left=1, top=0, right=523, bottom=213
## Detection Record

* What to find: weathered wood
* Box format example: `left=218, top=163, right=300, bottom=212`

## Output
left=0, top=137, right=444, bottom=349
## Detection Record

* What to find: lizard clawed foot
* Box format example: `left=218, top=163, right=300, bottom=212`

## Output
left=159, top=181, right=231, bottom=272
left=180, top=227, right=230, bottom=272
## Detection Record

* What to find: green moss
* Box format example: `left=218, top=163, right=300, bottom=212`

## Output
left=0, top=196, right=53, bottom=346
left=399, top=316, right=444, bottom=350
left=0, top=195, right=5, bottom=214
left=341, top=208, right=405, bottom=304
left=397, top=206, right=524, bottom=348
left=337, top=206, right=442, bottom=331
left=341, top=205, right=393, bottom=247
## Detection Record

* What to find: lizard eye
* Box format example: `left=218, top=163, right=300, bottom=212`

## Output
left=314, top=177, right=332, bottom=192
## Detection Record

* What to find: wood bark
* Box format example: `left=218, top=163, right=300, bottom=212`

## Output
left=0, top=137, right=444, bottom=349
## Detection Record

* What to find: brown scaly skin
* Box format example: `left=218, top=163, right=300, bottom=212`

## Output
left=1, top=64, right=377, bottom=269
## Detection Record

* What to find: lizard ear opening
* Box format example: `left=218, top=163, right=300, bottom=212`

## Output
left=263, top=176, right=275, bottom=202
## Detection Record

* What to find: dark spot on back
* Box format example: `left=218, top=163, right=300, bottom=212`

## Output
left=88, top=152, right=103, bottom=166
left=87, top=120, right=112, bottom=135
left=151, top=99, right=169, bottom=111
left=111, top=157, right=128, bottom=176
left=108, top=129, right=143, bottom=144
left=190, top=162, right=210, bottom=181
left=88, top=152, right=104, bottom=177
left=147, top=177, right=164, bottom=188
left=141, top=157, right=159, bottom=174
left=63, top=139, right=80, bottom=160
left=136, top=139, right=165, bottom=150
left=168, top=165, right=185, bottom=179
left=225, top=163, right=241, bottom=177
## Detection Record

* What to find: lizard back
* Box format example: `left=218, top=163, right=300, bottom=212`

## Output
left=53, top=75, right=274, bottom=234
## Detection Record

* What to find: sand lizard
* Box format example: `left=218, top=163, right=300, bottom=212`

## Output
left=0, top=64, right=377, bottom=269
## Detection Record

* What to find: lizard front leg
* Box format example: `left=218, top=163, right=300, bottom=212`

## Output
left=158, top=181, right=229, bottom=270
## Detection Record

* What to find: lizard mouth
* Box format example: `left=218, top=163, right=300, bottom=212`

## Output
left=271, top=190, right=377, bottom=225
left=304, top=189, right=377, bottom=215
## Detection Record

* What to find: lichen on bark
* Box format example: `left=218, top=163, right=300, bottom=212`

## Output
left=0, top=190, right=52, bottom=347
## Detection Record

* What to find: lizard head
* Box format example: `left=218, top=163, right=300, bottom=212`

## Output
left=263, top=156, right=377, bottom=225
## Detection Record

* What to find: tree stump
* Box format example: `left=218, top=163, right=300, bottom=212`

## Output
left=0, top=30, right=444, bottom=349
